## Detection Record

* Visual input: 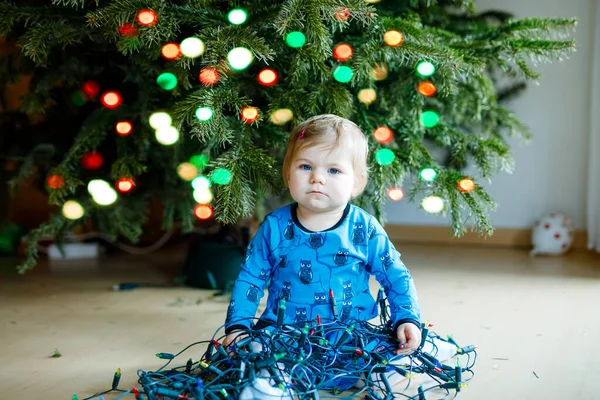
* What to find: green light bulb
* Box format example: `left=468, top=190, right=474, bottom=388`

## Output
left=420, top=111, right=439, bottom=128
left=228, top=8, right=247, bottom=25
left=375, top=149, right=395, bottom=165
left=285, top=31, right=306, bottom=48
left=333, top=66, right=353, bottom=83
left=419, top=168, right=437, bottom=181
left=416, top=61, right=435, bottom=77
left=195, top=107, right=213, bottom=121
left=157, top=72, right=178, bottom=90
left=211, top=168, right=232, bottom=185
left=189, top=154, right=209, bottom=169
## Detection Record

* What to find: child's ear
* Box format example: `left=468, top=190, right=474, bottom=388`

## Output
left=352, top=175, right=367, bottom=197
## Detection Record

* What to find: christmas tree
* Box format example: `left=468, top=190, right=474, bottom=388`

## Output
left=0, top=0, right=575, bottom=272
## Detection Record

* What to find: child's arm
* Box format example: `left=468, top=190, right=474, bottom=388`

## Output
left=224, top=219, right=274, bottom=334
left=367, top=218, right=421, bottom=331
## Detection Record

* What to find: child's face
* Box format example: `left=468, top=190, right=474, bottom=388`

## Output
left=288, top=143, right=358, bottom=215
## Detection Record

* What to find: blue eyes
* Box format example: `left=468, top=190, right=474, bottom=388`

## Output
left=300, top=165, right=340, bottom=174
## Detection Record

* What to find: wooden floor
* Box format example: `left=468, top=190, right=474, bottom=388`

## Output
left=1, top=243, right=599, bottom=399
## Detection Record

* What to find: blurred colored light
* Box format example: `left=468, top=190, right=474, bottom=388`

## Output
left=81, top=152, right=103, bottom=170
left=155, top=126, right=179, bottom=145
left=271, top=109, right=293, bottom=125
left=149, top=112, right=172, bottom=129
left=194, top=204, right=213, bottom=220
left=358, top=88, right=377, bottom=105
left=416, top=61, right=435, bottom=77
left=333, top=44, right=353, bottom=61
left=383, top=30, right=404, bottom=47
left=420, top=111, right=440, bottom=128
left=82, top=81, right=100, bottom=98
left=189, top=154, right=209, bottom=169
left=228, top=8, right=248, bottom=25
left=136, top=9, right=157, bottom=26
left=373, top=127, right=393, bottom=144
left=241, top=106, right=259, bottom=123
left=387, top=187, right=404, bottom=202
left=212, top=168, right=232, bottom=185
left=195, top=107, right=213, bottom=121
left=157, top=72, right=178, bottom=90
left=417, top=81, right=437, bottom=96
left=101, top=91, right=122, bottom=109
left=199, top=68, right=219, bottom=85
left=62, top=200, right=84, bottom=220
left=47, top=175, right=64, bottom=189
left=375, top=149, right=395, bottom=165
left=116, top=121, right=133, bottom=136
left=419, top=168, right=437, bottom=182
left=177, top=163, right=198, bottom=181
left=227, top=47, right=253, bottom=70
left=458, top=178, right=476, bottom=193
left=422, top=196, right=444, bottom=213
left=192, top=176, right=211, bottom=190
left=258, top=69, right=278, bottom=86
left=333, top=66, right=353, bottom=83
left=116, top=178, right=135, bottom=193
left=161, top=43, right=181, bottom=60
left=285, top=31, right=306, bottom=48
left=180, top=37, right=205, bottom=58
left=193, top=188, right=213, bottom=204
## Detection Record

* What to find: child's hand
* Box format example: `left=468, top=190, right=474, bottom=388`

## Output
left=222, top=331, right=248, bottom=354
left=394, top=323, right=422, bottom=355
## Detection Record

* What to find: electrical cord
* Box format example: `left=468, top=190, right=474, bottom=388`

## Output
left=76, top=298, right=477, bottom=400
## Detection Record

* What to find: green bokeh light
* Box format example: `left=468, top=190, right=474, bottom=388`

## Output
left=333, top=66, right=353, bottom=83
left=212, top=168, right=232, bottom=185
left=419, top=168, right=437, bottom=182
left=420, top=111, right=440, bottom=128
left=285, top=31, right=306, bottom=48
left=71, top=91, right=87, bottom=106
left=195, top=107, right=213, bottom=121
left=157, top=72, right=178, bottom=90
left=228, top=9, right=247, bottom=25
left=189, top=154, right=209, bottom=169
left=375, top=149, right=395, bottom=166
left=416, top=61, right=435, bottom=77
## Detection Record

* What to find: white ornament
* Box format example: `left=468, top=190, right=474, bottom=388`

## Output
left=530, top=212, right=574, bottom=256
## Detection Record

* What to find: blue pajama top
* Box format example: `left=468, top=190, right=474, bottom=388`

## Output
left=224, top=203, right=420, bottom=332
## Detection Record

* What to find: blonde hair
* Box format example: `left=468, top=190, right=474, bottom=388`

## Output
left=282, top=114, right=369, bottom=197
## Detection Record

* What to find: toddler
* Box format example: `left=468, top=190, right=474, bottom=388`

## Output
left=223, top=114, right=421, bottom=355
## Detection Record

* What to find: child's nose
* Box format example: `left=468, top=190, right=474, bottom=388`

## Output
left=310, top=170, right=325, bottom=184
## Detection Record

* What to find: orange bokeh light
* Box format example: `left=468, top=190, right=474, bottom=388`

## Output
left=333, top=44, right=353, bottom=62
left=116, top=178, right=135, bottom=193
left=258, top=69, right=278, bottom=86
left=373, top=126, right=393, bottom=144
left=387, top=187, right=404, bottom=201
left=136, top=9, right=157, bottom=26
left=458, top=178, right=476, bottom=193
left=161, top=43, right=181, bottom=60
left=47, top=175, right=64, bottom=189
left=199, top=68, right=219, bottom=85
left=241, top=107, right=259, bottom=123
left=383, top=30, right=404, bottom=47
left=418, top=81, right=437, bottom=97
left=194, top=204, right=214, bottom=220
left=101, top=91, right=122, bottom=108
left=116, top=121, right=133, bottom=136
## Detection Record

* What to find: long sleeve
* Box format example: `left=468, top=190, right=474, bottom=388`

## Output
left=224, top=219, right=274, bottom=333
left=367, top=218, right=421, bottom=330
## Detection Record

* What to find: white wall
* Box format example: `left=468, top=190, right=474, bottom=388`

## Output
left=386, top=0, right=596, bottom=229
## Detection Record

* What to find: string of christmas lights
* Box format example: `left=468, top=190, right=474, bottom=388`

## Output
left=75, top=295, right=477, bottom=400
